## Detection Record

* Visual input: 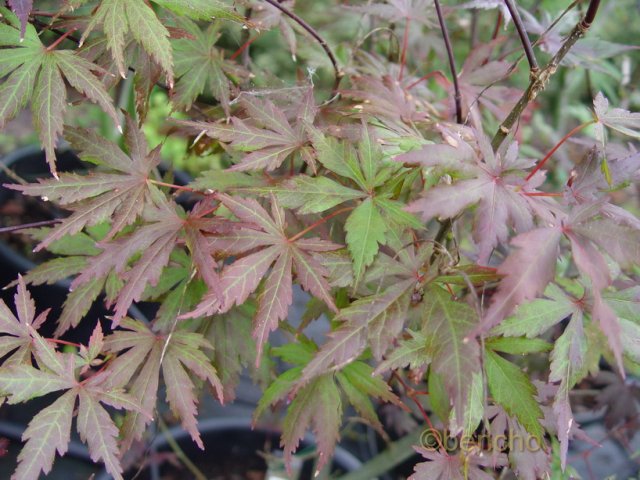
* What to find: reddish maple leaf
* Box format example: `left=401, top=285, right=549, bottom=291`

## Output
left=410, top=447, right=507, bottom=480
left=177, top=90, right=318, bottom=173
left=7, top=116, right=163, bottom=251
left=401, top=129, right=546, bottom=264
left=0, top=328, right=144, bottom=480
left=0, top=276, right=48, bottom=365
left=103, top=318, right=223, bottom=452
left=71, top=198, right=225, bottom=325
left=183, top=194, right=339, bottom=358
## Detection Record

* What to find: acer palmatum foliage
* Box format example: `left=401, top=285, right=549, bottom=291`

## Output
left=0, top=1, right=639, bottom=479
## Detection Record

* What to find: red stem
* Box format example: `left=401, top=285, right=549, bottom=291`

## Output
left=45, top=27, right=77, bottom=51
left=287, top=206, right=353, bottom=243
left=392, top=372, right=449, bottom=456
left=47, top=338, right=82, bottom=348
left=0, top=219, right=60, bottom=234
left=148, top=179, right=196, bottom=192
left=229, top=34, right=260, bottom=60
left=525, top=120, right=595, bottom=181
left=406, top=70, right=448, bottom=90
left=398, top=18, right=410, bottom=81
left=491, top=11, right=503, bottom=41
left=524, top=191, right=563, bottom=197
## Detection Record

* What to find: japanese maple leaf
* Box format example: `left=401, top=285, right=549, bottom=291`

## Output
left=254, top=342, right=398, bottom=474
left=102, top=318, right=223, bottom=452
left=184, top=194, right=339, bottom=358
left=0, top=328, right=144, bottom=480
left=303, top=126, right=422, bottom=288
left=182, top=90, right=318, bottom=172
left=420, top=286, right=483, bottom=434
left=72, top=0, right=242, bottom=87
left=298, top=279, right=415, bottom=384
left=0, top=6, right=119, bottom=174
left=171, top=17, right=248, bottom=114
left=479, top=200, right=638, bottom=372
left=342, top=73, right=430, bottom=124
left=401, top=130, right=544, bottom=264
left=410, top=447, right=507, bottom=480
left=240, top=125, right=423, bottom=288
left=0, top=276, right=48, bottom=365
left=548, top=316, right=591, bottom=468
left=442, top=37, right=521, bottom=128
left=299, top=231, right=429, bottom=384
left=15, top=227, right=106, bottom=336
left=594, top=91, right=640, bottom=142
left=486, top=406, right=551, bottom=480
left=8, top=116, right=163, bottom=251
left=71, top=198, right=224, bottom=325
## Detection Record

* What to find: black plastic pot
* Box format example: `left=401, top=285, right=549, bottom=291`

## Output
left=0, top=146, right=191, bottom=341
left=95, top=418, right=361, bottom=480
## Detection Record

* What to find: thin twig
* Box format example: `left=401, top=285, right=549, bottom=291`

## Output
left=433, top=0, right=462, bottom=124
left=491, top=0, right=602, bottom=152
left=0, top=161, right=27, bottom=185
left=503, top=0, right=538, bottom=73
left=262, top=0, right=342, bottom=95
left=0, top=219, right=61, bottom=234
left=525, top=120, right=595, bottom=181
left=157, top=417, right=207, bottom=480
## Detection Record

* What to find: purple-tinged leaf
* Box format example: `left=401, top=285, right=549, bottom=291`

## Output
left=8, top=0, right=33, bottom=39
left=410, top=447, right=507, bottom=480
left=478, top=226, right=562, bottom=334
left=594, top=91, right=640, bottom=141
left=76, top=390, right=123, bottom=480
left=254, top=250, right=293, bottom=359
left=549, top=316, right=588, bottom=468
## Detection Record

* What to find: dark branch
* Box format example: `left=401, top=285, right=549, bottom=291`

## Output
left=262, top=0, right=343, bottom=95
left=0, top=220, right=61, bottom=235
left=583, top=0, right=601, bottom=27
left=503, top=0, right=538, bottom=73
left=433, top=0, right=462, bottom=124
left=491, top=0, right=602, bottom=151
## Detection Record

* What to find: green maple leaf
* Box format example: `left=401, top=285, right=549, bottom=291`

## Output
left=171, top=18, right=248, bottom=114
left=492, top=283, right=581, bottom=339
left=239, top=124, right=423, bottom=290
left=254, top=342, right=398, bottom=473
left=421, top=286, right=482, bottom=434
left=0, top=7, right=119, bottom=174
left=484, top=348, right=545, bottom=442
left=80, top=0, right=174, bottom=84
left=306, top=126, right=422, bottom=289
